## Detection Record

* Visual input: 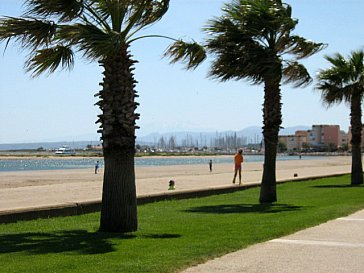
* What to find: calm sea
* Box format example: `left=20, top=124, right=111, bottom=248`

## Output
left=0, top=155, right=315, bottom=172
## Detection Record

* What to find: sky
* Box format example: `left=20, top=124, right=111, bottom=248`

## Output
left=0, top=0, right=364, bottom=144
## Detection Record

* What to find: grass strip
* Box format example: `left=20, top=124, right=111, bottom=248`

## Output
left=0, top=174, right=363, bottom=273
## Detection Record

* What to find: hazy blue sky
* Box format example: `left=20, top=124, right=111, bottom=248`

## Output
left=1, top=0, right=364, bottom=143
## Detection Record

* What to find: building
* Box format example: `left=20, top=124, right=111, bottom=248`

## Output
left=279, top=135, right=298, bottom=151
left=308, top=125, right=340, bottom=150
left=279, top=125, right=345, bottom=152
left=278, top=131, right=308, bottom=151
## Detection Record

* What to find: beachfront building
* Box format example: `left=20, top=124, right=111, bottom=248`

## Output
left=279, top=135, right=297, bottom=151
left=279, top=124, right=345, bottom=151
left=295, top=130, right=309, bottom=150
left=278, top=131, right=308, bottom=152
left=308, top=125, right=340, bottom=150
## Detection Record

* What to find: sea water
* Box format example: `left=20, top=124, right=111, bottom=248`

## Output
left=0, top=155, right=313, bottom=172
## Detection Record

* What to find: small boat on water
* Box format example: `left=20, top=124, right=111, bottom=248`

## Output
left=55, top=146, right=76, bottom=155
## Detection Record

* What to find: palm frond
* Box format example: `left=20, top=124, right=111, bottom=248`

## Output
left=317, top=83, right=351, bottom=107
left=93, top=0, right=128, bottom=32
left=282, top=61, right=312, bottom=87
left=207, top=42, right=269, bottom=83
left=58, top=23, right=122, bottom=60
left=0, top=17, right=56, bottom=49
left=325, top=53, right=346, bottom=67
left=223, top=0, right=296, bottom=39
left=25, top=45, right=74, bottom=76
left=136, top=0, right=169, bottom=27
left=24, top=0, right=84, bottom=22
left=1, top=0, right=176, bottom=75
left=120, top=0, right=168, bottom=38
left=319, top=53, right=351, bottom=84
left=92, top=0, right=112, bottom=19
left=164, top=40, right=206, bottom=70
left=349, top=50, right=364, bottom=81
left=205, top=14, right=278, bottom=83
left=316, top=50, right=364, bottom=107
left=204, top=17, right=252, bottom=49
left=285, top=35, right=326, bottom=59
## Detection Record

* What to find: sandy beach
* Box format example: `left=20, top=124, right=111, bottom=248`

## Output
left=0, top=156, right=352, bottom=213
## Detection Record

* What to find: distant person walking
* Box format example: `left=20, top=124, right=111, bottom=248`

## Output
left=95, top=161, right=100, bottom=174
left=233, top=149, right=244, bottom=185
left=209, top=160, right=213, bottom=172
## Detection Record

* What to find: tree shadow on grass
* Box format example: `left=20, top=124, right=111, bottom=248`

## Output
left=141, top=233, right=181, bottom=239
left=184, top=203, right=302, bottom=214
left=312, top=184, right=364, bottom=188
left=0, top=229, right=135, bottom=255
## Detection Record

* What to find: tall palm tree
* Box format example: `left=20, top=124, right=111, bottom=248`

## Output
left=317, top=50, right=364, bottom=185
left=167, top=0, right=324, bottom=203
left=0, top=0, right=202, bottom=232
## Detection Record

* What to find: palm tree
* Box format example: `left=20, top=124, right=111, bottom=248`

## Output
left=0, top=0, right=202, bottom=232
left=317, top=50, right=364, bottom=185
left=167, top=0, right=324, bottom=203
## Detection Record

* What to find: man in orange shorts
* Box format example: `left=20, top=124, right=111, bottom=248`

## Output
left=233, top=149, right=244, bottom=185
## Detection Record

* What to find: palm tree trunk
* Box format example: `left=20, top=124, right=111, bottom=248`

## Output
left=260, top=78, right=282, bottom=203
left=97, top=46, right=139, bottom=232
left=350, top=97, right=363, bottom=185
left=101, top=148, right=137, bottom=232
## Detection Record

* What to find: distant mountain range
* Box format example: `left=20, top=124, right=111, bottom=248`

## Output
left=0, top=126, right=310, bottom=151
left=136, top=125, right=311, bottom=146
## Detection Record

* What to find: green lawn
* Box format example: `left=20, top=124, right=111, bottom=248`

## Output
left=1, top=175, right=364, bottom=273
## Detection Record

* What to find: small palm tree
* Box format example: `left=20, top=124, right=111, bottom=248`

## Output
left=317, top=50, right=364, bottom=185
left=167, top=0, right=324, bottom=203
left=0, top=0, right=202, bottom=232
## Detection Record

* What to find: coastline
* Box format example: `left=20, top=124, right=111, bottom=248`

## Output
left=0, top=154, right=350, bottom=173
left=0, top=156, right=352, bottom=212
left=0, top=152, right=351, bottom=160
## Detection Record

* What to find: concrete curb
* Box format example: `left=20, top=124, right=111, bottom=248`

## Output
left=0, top=172, right=349, bottom=224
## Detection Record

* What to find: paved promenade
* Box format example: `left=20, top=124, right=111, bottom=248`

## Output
left=182, top=209, right=364, bottom=273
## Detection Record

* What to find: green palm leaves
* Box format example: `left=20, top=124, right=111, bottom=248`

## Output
left=165, top=40, right=206, bottom=70
left=25, top=46, right=74, bottom=76
left=0, top=17, right=56, bottom=49
left=317, top=51, right=364, bottom=105
left=24, top=0, right=84, bottom=22
left=0, top=0, right=170, bottom=76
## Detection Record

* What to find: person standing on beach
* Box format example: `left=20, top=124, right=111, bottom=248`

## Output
left=209, top=160, right=213, bottom=172
left=233, top=149, right=244, bottom=185
left=95, top=161, right=100, bottom=174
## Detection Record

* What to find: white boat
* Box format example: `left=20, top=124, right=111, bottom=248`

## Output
left=55, top=146, right=76, bottom=155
